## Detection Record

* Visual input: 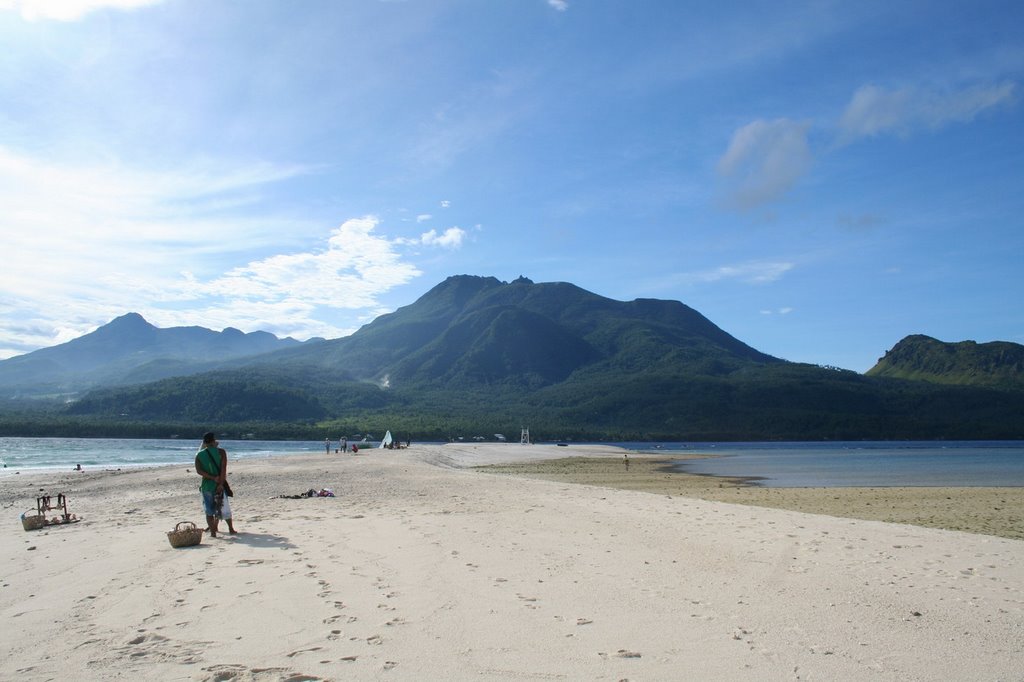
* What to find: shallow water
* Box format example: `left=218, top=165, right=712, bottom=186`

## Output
left=3, top=437, right=1022, bottom=487
left=619, top=441, right=1024, bottom=487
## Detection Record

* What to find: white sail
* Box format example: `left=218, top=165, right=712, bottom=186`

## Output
left=379, top=430, right=393, bottom=449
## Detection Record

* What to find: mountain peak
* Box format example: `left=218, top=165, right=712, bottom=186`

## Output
left=106, top=312, right=155, bottom=331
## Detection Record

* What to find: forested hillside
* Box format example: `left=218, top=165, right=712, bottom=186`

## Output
left=2, top=276, right=1022, bottom=441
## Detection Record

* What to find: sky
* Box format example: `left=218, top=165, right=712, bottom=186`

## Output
left=0, top=0, right=1021, bottom=372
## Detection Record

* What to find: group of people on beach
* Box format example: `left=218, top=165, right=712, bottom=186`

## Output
left=327, top=437, right=359, bottom=454
left=194, top=432, right=237, bottom=537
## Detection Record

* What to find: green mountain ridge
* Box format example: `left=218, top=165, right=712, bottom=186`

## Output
left=867, top=335, right=1024, bottom=388
left=3, top=276, right=1023, bottom=440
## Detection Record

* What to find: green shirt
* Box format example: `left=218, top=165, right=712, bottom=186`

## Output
left=196, top=446, right=223, bottom=493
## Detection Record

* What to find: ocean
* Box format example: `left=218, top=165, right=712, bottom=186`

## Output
left=1, top=438, right=1022, bottom=487
left=0, top=437, right=329, bottom=473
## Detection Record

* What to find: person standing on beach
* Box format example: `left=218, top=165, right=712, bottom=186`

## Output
left=325, top=438, right=331, bottom=455
left=195, top=432, right=226, bottom=537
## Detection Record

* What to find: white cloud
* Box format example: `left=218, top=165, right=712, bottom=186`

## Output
left=837, top=82, right=1016, bottom=143
left=680, top=261, right=795, bottom=286
left=0, top=147, right=442, bottom=358
left=416, top=214, right=432, bottom=223
left=206, top=217, right=420, bottom=307
left=0, top=0, right=164, bottom=21
left=717, top=118, right=812, bottom=209
left=394, top=226, right=468, bottom=249
left=547, top=0, right=568, bottom=11
left=420, top=227, right=466, bottom=249
left=440, top=200, right=451, bottom=208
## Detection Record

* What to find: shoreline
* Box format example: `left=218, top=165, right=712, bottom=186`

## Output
left=3, top=444, right=1023, bottom=680
left=477, top=455, right=1024, bottom=540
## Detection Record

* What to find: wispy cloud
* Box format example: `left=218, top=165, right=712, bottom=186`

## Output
left=0, top=147, right=451, bottom=357
left=178, top=216, right=423, bottom=335
left=718, top=80, right=1016, bottom=209
left=0, top=0, right=165, bottom=21
left=679, top=261, right=795, bottom=286
left=717, top=119, right=812, bottom=209
left=837, top=82, right=1016, bottom=143
left=547, top=0, right=568, bottom=11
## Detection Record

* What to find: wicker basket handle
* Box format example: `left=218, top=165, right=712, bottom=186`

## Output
left=174, top=521, right=197, bottom=532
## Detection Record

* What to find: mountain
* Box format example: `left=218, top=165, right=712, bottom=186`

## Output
left=264, top=275, right=779, bottom=387
left=0, top=313, right=307, bottom=398
left=867, top=335, right=1024, bottom=388
left=6, top=277, right=1024, bottom=440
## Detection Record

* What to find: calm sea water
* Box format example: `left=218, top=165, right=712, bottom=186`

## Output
left=2, top=438, right=1022, bottom=487
left=0, top=437, right=328, bottom=474
left=621, top=441, right=1024, bottom=487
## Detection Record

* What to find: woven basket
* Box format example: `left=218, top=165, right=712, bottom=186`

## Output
left=167, top=521, right=203, bottom=548
left=21, top=510, right=45, bottom=531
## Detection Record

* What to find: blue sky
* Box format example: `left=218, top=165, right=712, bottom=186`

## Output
left=1, top=0, right=1021, bottom=372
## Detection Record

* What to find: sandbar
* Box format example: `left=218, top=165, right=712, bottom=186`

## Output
left=1, top=443, right=1021, bottom=680
left=478, top=454, right=1024, bottom=540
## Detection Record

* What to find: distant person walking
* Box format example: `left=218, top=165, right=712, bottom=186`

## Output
left=195, top=432, right=226, bottom=537
left=341, top=437, right=348, bottom=453
left=325, top=438, right=331, bottom=455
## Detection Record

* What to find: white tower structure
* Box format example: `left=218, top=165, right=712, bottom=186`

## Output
left=520, top=427, right=530, bottom=445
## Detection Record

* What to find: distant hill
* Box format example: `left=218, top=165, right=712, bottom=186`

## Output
left=0, top=313, right=308, bottom=398
left=867, top=335, right=1024, bottom=388
left=44, top=276, right=1024, bottom=440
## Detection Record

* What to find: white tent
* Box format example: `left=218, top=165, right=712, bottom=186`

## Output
left=379, top=430, right=393, bottom=449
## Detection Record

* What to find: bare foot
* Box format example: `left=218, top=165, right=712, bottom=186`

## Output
left=229, top=529, right=238, bottom=534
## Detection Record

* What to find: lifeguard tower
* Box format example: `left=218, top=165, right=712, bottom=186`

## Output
left=520, top=427, right=530, bottom=445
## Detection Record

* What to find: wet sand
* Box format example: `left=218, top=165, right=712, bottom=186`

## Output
left=477, top=456, right=1024, bottom=540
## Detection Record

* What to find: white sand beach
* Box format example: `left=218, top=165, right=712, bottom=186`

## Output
left=2, top=443, right=1022, bottom=681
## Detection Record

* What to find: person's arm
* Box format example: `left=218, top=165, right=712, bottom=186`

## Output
left=218, top=447, right=228, bottom=484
